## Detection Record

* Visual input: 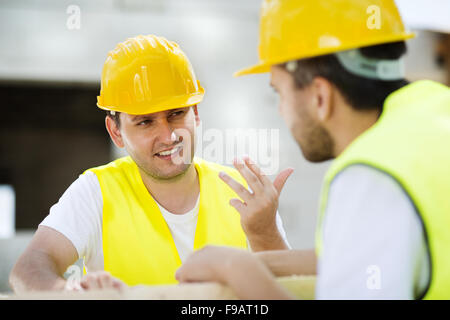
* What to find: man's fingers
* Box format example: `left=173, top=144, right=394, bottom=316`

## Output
left=219, top=171, right=252, bottom=202
left=242, top=156, right=272, bottom=186
left=175, top=251, right=201, bottom=283
left=80, top=275, right=99, bottom=290
left=229, top=198, right=247, bottom=214
left=176, top=266, right=191, bottom=283
left=176, top=266, right=199, bottom=283
left=233, top=158, right=264, bottom=194
left=79, top=271, right=122, bottom=291
left=273, top=168, right=294, bottom=195
left=112, top=279, right=127, bottom=292
left=98, top=272, right=112, bottom=289
left=65, top=279, right=84, bottom=292
left=242, top=156, right=294, bottom=195
left=176, top=246, right=228, bottom=284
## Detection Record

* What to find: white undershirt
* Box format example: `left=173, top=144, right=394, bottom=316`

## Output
left=40, top=171, right=290, bottom=272
left=156, top=195, right=200, bottom=263
left=316, top=165, right=430, bottom=300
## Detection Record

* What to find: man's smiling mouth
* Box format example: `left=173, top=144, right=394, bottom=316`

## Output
left=154, top=145, right=183, bottom=159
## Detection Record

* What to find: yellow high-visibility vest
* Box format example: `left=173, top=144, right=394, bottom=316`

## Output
left=316, top=80, right=450, bottom=299
left=87, top=156, right=247, bottom=285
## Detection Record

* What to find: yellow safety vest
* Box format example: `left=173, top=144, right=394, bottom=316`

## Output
left=316, top=80, right=450, bottom=299
left=86, top=156, right=247, bottom=285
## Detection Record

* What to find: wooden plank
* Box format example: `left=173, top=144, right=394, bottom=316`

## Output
left=1, top=275, right=315, bottom=300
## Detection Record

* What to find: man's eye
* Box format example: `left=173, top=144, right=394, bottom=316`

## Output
left=138, top=120, right=151, bottom=126
left=169, top=111, right=184, bottom=118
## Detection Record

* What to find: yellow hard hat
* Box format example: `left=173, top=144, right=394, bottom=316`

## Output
left=97, top=35, right=205, bottom=115
left=235, top=0, right=415, bottom=77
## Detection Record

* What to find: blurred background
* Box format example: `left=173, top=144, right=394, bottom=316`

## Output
left=0, top=0, right=449, bottom=293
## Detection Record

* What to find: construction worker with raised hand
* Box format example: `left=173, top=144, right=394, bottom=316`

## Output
left=9, top=35, right=291, bottom=293
left=176, top=0, right=450, bottom=299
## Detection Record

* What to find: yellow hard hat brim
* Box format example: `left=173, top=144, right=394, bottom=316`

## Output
left=97, top=88, right=205, bottom=116
left=234, top=63, right=271, bottom=77
left=235, top=32, right=416, bottom=77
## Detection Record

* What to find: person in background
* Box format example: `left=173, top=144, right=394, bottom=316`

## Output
left=176, top=0, right=450, bottom=300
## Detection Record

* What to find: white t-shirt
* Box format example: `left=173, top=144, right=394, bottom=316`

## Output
left=40, top=171, right=290, bottom=272
left=316, top=165, right=430, bottom=300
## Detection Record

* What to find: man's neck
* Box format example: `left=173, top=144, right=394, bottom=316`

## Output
left=139, top=164, right=200, bottom=215
left=333, top=108, right=381, bottom=157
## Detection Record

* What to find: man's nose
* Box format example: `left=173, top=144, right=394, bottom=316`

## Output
left=155, top=119, right=177, bottom=145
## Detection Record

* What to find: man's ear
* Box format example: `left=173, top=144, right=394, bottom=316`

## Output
left=192, top=105, right=201, bottom=127
left=105, top=115, right=125, bottom=148
left=312, top=77, right=333, bottom=122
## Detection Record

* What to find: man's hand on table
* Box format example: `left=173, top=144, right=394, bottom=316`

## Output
left=65, top=271, right=127, bottom=292
left=176, top=246, right=294, bottom=300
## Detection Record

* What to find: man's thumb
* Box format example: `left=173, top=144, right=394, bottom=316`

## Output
left=273, top=168, right=294, bottom=195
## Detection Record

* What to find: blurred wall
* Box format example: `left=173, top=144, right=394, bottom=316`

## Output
left=0, top=82, right=110, bottom=229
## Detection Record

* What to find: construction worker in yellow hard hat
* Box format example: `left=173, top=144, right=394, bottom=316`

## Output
left=176, top=0, right=450, bottom=299
left=9, top=35, right=291, bottom=293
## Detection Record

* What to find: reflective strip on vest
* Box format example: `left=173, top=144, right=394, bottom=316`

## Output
left=316, top=80, right=450, bottom=299
left=86, top=156, right=247, bottom=286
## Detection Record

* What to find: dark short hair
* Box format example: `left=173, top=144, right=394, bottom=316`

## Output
left=106, top=110, right=121, bottom=128
left=283, top=41, right=409, bottom=111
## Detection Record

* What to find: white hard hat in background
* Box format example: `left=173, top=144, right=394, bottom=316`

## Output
left=396, top=0, right=450, bottom=34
